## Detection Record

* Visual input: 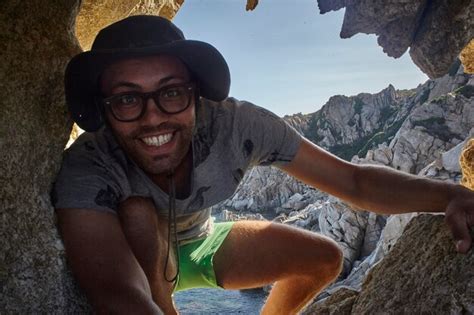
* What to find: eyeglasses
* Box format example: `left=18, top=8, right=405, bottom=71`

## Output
left=101, top=82, right=196, bottom=122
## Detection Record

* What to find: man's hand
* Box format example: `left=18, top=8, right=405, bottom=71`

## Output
left=444, top=186, right=474, bottom=253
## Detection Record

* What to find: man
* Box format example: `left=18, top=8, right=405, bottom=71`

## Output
left=53, top=15, right=474, bottom=314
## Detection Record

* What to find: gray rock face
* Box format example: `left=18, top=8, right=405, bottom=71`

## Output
left=299, top=68, right=469, bottom=162
left=410, top=0, right=474, bottom=79
left=353, top=70, right=473, bottom=174
left=317, top=0, right=474, bottom=78
left=390, top=95, right=473, bottom=173
left=352, top=215, right=474, bottom=314
left=222, top=71, right=472, bottom=224
left=303, top=287, right=358, bottom=315
left=219, top=69, right=472, bottom=312
left=306, top=85, right=400, bottom=153
left=0, top=1, right=181, bottom=312
left=305, top=215, right=474, bottom=314
left=0, top=2, right=89, bottom=313
left=318, top=199, right=369, bottom=277
left=213, top=166, right=325, bottom=214
left=342, top=0, right=426, bottom=58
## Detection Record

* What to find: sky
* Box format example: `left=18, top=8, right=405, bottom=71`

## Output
left=173, top=0, right=429, bottom=116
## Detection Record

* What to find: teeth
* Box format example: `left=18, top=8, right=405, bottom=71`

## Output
left=142, top=133, right=173, bottom=147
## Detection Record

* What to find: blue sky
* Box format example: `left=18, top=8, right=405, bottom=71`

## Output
left=174, top=0, right=429, bottom=116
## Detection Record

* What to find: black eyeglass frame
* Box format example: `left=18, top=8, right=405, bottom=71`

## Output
left=100, top=82, right=197, bottom=122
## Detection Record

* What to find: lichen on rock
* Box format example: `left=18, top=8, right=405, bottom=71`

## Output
left=460, top=138, right=474, bottom=190
left=460, top=40, right=474, bottom=74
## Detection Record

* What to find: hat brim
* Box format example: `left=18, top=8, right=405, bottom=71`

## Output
left=65, top=39, right=230, bottom=132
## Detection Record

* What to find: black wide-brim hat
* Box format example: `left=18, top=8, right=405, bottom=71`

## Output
left=65, top=15, right=231, bottom=132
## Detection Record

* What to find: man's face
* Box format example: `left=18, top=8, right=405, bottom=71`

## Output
left=100, top=55, right=195, bottom=175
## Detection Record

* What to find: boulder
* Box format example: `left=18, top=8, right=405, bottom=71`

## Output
left=318, top=199, right=369, bottom=276
left=460, top=39, right=474, bottom=74
left=306, top=215, right=474, bottom=314
left=317, top=0, right=474, bottom=78
left=460, top=138, right=474, bottom=190
left=303, top=287, right=358, bottom=315
left=0, top=2, right=87, bottom=312
left=352, top=215, right=474, bottom=314
left=410, top=0, right=474, bottom=78
left=214, top=165, right=324, bottom=214
left=76, top=0, right=184, bottom=49
left=0, top=1, right=182, bottom=312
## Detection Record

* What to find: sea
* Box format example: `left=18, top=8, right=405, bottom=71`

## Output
left=174, top=288, right=267, bottom=314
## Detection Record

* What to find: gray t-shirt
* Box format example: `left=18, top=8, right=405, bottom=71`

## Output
left=52, top=98, right=302, bottom=242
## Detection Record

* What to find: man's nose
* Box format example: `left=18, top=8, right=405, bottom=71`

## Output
left=140, top=97, right=169, bottom=124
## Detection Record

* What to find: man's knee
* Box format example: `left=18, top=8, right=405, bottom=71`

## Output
left=313, top=235, right=343, bottom=281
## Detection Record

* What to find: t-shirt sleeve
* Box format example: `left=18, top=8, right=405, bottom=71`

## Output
left=231, top=99, right=303, bottom=167
left=51, top=137, right=124, bottom=214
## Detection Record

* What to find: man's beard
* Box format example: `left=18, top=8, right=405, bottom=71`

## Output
left=112, top=121, right=194, bottom=176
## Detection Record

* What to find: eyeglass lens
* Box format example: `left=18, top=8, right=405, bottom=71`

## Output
left=105, top=84, right=193, bottom=121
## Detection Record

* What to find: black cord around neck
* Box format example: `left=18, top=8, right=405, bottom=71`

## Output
left=164, top=171, right=180, bottom=284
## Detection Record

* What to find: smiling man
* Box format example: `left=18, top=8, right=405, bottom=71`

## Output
left=53, top=16, right=474, bottom=314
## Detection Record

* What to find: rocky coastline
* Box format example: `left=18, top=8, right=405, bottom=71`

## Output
left=213, top=64, right=474, bottom=313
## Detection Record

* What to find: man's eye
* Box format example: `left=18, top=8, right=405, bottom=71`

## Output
left=118, top=94, right=138, bottom=105
left=162, top=88, right=183, bottom=98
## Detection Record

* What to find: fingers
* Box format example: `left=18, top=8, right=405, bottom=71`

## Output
left=445, top=203, right=472, bottom=254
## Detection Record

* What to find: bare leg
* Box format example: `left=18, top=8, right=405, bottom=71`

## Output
left=117, top=197, right=178, bottom=315
left=213, top=221, right=343, bottom=315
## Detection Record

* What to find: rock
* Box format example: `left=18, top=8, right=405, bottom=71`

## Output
left=214, top=166, right=325, bottom=214
left=460, top=39, right=474, bottom=74
left=341, top=1, right=426, bottom=58
left=76, top=0, right=183, bottom=49
left=318, top=199, right=369, bottom=277
left=410, top=0, right=474, bottom=78
left=390, top=89, right=474, bottom=173
left=246, top=0, right=259, bottom=11
left=317, top=0, right=474, bottom=78
left=303, top=287, right=358, bottom=315
left=441, top=138, right=470, bottom=172
left=359, top=213, right=386, bottom=258
left=351, top=215, right=474, bottom=314
left=317, top=0, right=346, bottom=14
left=0, top=1, right=182, bottom=312
left=317, top=212, right=416, bottom=299
left=0, top=2, right=88, bottom=313
left=460, top=138, right=474, bottom=190
left=281, top=203, right=322, bottom=230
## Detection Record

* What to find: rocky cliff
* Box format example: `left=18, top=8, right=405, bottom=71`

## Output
left=215, top=65, right=473, bottom=216
left=316, top=0, right=474, bottom=79
left=304, top=214, right=474, bottom=314
left=0, top=1, right=183, bottom=312
left=215, top=66, right=474, bottom=312
left=2, top=1, right=473, bottom=313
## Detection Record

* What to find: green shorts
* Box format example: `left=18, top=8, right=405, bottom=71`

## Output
left=173, top=221, right=235, bottom=292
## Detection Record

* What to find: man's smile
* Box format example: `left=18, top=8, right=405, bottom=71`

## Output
left=140, top=133, right=174, bottom=147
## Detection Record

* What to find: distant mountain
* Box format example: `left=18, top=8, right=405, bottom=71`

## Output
left=214, top=62, right=474, bottom=311
left=213, top=61, right=473, bottom=215
left=284, top=59, right=471, bottom=162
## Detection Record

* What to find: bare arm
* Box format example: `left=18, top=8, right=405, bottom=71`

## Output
left=279, top=138, right=474, bottom=252
left=56, top=208, right=163, bottom=314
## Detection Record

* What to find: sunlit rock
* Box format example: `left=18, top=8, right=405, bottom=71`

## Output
left=317, top=0, right=474, bottom=78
